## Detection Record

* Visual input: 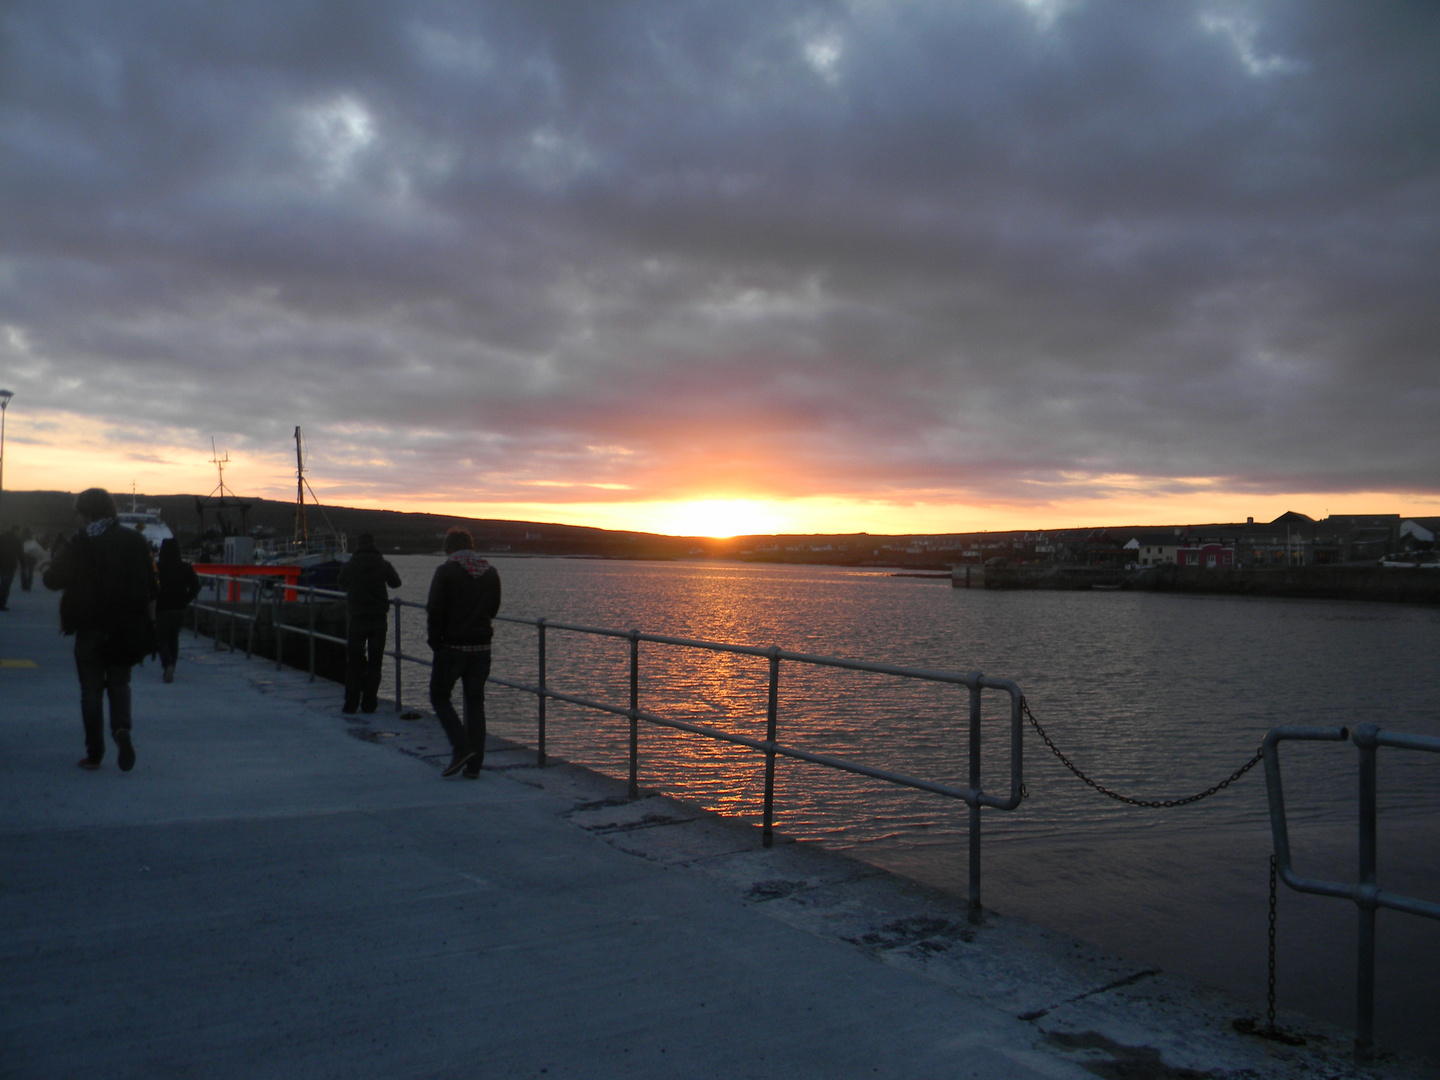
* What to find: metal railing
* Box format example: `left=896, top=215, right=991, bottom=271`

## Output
left=1261, top=723, right=1440, bottom=1061
left=192, top=571, right=1025, bottom=921
left=192, top=569, right=1440, bottom=1048
left=193, top=571, right=349, bottom=674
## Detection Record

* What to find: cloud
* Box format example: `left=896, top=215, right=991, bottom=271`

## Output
left=2, top=0, right=1438, bottom=521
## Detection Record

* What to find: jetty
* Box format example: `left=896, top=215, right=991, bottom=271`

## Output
left=2, top=585, right=1432, bottom=1079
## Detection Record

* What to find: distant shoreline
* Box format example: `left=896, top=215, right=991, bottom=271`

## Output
left=982, top=563, right=1440, bottom=605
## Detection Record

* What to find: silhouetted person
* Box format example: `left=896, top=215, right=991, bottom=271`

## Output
left=426, top=528, right=501, bottom=779
left=337, top=532, right=401, bottom=714
left=43, top=488, right=159, bottom=771
left=0, top=526, right=20, bottom=610
left=20, top=528, right=44, bottom=591
left=155, top=538, right=201, bottom=683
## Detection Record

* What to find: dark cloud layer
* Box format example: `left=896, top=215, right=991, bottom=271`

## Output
left=2, top=0, right=1438, bottom=511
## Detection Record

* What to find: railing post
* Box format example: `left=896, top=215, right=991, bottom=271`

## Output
left=536, top=618, right=547, bottom=768
left=244, top=579, right=256, bottom=658
left=1355, top=723, right=1380, bottom=1063
left=763, top=646, right=780, bottom=849
left=968, top=671, right=984, bottom=925
left=212, top=577, right=223, bottom=650
left=307, top=586, right=316, bottom=682
left=272, top=583, right=282, bottom=671
left=228, top=577, right=237, bottom=653
left=393, top=597, right=403, bottom=712
left=628, top=629, right=640, bottom=799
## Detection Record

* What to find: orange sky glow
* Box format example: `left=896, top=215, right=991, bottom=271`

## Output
left=6, top=410, right=1438, bottom=538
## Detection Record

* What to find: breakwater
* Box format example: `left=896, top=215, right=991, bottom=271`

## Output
left=184, top=555, right=1440, bottom=1061
left=978, top=564, right=1440, bottom=603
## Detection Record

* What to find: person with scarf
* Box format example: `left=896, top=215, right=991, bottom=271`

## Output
left=425, top=528, right=501, bottom=779
left=43, top=488, right=159, bottom=771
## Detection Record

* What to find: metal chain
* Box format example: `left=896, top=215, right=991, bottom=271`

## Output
left=1020, top=696, right=1265, bottom=808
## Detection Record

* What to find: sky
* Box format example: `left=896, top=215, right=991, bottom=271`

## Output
left=1, top=1, right=1438, bottom=537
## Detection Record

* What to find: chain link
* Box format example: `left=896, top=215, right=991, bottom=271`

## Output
left=1020, top=696, right=1264, bottom=808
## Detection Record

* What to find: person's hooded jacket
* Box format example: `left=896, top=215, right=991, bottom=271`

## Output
left=338, top=542, right=402, bottom=620
left=43, top=521, right=159, bottom=663
left=426, top=551, right=500, bottom=650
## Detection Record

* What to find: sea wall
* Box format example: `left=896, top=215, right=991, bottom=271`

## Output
left=981, top=564, right=1440, bottom=604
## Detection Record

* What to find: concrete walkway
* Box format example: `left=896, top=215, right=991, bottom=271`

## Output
left=1, top=584, right=1430, bottom=1080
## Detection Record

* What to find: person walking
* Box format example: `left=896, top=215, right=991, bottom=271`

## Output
left=154, top=538, right=201, bottom=683
left=42, top=488, right=159, bottom=771
left=336, top=532, right=401, bottom=714
left=20, top=528, right=46, bottom=591
left=0, top=526, right=21, bottom=610
left=426, top=528, right=501, bottom=779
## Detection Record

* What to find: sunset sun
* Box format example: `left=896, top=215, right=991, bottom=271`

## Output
left=649, top=499, right=789, bottom=538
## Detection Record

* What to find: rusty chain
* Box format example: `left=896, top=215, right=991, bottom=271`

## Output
left=1020, top=696, right=1265, bottom=808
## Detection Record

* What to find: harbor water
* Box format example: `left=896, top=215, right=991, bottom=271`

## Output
left=377, top=555, right=1440, bottom=1060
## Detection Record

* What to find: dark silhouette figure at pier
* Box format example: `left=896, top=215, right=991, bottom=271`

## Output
left=0, top=526, right=20, bottom=610
left=43, top=488, right=159, bottom=771
left=426, top=528, right=501, bottom=779
left=19, top=528, right=44, bottom=591
left=337, top=532, right=401, bottom=714
left=154, top=538, right=201, bottom=683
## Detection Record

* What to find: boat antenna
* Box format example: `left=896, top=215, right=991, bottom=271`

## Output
left=208, top=438, right=235, bottom=500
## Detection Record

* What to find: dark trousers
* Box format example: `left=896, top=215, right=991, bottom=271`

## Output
left=0, top=568, right=14, bottom=609
left=155, top=609, right=185, bottom=670
left=429, top=647, right=491, bottom=764
left=75, top=632, right=133, bottom=763
left=345, top=616, right=389, bottom=712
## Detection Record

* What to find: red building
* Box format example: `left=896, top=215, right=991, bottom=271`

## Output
left=1176, top=543, right=1234, bottom=569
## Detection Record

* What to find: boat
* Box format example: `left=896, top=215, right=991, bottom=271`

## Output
left=251, top=427, right=348, bottom=587
left=191, top=430, right=347, bottom=596
left=117, top=493, right=175, bottom=554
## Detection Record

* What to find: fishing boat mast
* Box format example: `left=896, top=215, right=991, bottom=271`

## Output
left=287, top=426, right=344, bottom=558
left=293, top=426, right=308, bottom=547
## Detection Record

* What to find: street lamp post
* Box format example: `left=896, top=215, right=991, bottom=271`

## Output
left=0, top=389, right=13, bottom=522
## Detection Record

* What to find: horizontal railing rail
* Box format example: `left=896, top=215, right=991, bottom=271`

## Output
left=191, top=571, right=1024, bottom=921
left=1262, top=723, right=1440, bottom=1061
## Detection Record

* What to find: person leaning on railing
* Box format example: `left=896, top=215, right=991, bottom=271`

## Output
left=426, top=528, right=501, bottom=780
left=336, top=532, right=402, bottom=715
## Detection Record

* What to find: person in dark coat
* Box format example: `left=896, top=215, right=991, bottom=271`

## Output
left=0, top=526, right=21, bottom=610
left=154, top=538, right=201, bottom=683
left=426, top=528, right=501, bottom=779
left=336, top=532, right=401, bottom=714
left=42, top=488, right=159, bottom=771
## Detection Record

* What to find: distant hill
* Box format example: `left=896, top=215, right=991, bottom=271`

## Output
left=0, top=489, right=955, bottom=566
left=24, top=489, right=1404, bottom=572
left=0, top=489, right=703, bottom=559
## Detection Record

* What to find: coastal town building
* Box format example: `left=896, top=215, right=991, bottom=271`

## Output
left=1124, top=534, right=1181, bottom=567
left=1176, top=543, right=1235, bottom=569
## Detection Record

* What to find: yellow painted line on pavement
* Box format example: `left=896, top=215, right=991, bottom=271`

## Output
left=1, top=659, right=39, bottom=668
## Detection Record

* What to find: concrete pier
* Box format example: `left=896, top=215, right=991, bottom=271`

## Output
left=2, top=585, right=1432, bottom=1079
